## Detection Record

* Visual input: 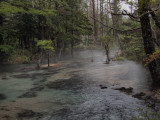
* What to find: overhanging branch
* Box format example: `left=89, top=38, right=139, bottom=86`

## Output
left=149, top=8, right=160, bottom=30
left=90, top=16, right=141, bottom=33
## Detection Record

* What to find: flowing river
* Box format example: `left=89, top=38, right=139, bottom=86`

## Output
left=0, top=50, right=153, bottom=120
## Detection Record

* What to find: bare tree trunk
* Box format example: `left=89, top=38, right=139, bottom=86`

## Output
left=71, top=40, right=74, bottom=57
left=37, top=50, right=43, bottom=69
left=105, top=45, right=110, bottom=64
left=100, top=0, right=104, bottom=37
left=48, top=50, right=50, bottom=68
left=92, top=0, right=97, bottom=43
left=97, top=0, right=99, bottom=38
left=0, top=15, right=3, bottom=44
left=109, top=0, right=121, bottom=49
left=138, top=0, right=160, bottom=84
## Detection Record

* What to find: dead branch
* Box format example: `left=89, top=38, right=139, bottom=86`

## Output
left=90, top=16, right=141, bottom=33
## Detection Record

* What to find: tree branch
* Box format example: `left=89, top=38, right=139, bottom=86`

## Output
left=111, top=5, right=160, bottom=23
left=149, top=8, right=160, bottom=30
left=90, top=16, right=141, bottom=33
left=111, top=10, right=140, bottom=22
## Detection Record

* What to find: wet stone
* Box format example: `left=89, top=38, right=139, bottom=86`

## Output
left=114, top=87, right=133, bottom=93
left=99, top=85, right=108, bottom=89
left=13, top=74, right=31, bottom=79
left=39, top=78, right=47, bottom=83
left=46, top=77, right=83, bottom=90
left=132, top=92, right=146, bottom=99
left=42, top=72, right=59, bottom=76
left=18, top=92, right=37, bottom=98
left=0, top=107, right=9, bottom=111
left=30, top=86, right=44, bottom=91
left=17, top=110, right=35, bottom=118
left=2, top=115, right=11, bottom=119
left=22, top=61, right=29, bottom=64
left=0, top=93, right=6, bottom=100
left=51, top=108, right=72, bottom=119
left=2, top=77, right=7, bottom=80
left=31, top=73, right=42, bottom=77
left=144, top=95, right=160, bottom=109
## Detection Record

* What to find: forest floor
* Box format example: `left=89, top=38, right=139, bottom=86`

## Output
left=0, top=50, right=159, bottom=120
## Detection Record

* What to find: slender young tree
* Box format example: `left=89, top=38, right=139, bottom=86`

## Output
left=92, top=0, right=97, bottom=43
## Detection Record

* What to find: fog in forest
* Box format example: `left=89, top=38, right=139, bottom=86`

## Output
left=0, top=0, right=160, bottom=119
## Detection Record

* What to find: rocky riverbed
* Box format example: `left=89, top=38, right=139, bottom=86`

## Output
left=0, top=50, right=159, bottom=120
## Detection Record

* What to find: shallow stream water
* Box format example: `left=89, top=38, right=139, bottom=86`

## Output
left=0, top=50, right=153, bottom=120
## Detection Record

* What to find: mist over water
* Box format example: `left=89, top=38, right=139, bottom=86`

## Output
left=0, top=50, right=153, bottom=120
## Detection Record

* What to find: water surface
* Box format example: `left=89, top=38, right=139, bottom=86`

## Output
left=0, top=50, right=152, bottom=120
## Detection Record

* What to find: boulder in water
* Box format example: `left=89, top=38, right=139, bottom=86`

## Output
left=17, top=110, right=35, bottom=118
left=18, top=92, right=37, bottom=98
left=99, top=85, right=108, bottom=89
left=133, top=92, right=145, bottom=99
left=30, top=86, right=44, bottom=91
left=0, top=94, right=6, bottom=100
left=17, top=110, right=43, bottom=118
left=114, top=87, right=133, bottom=93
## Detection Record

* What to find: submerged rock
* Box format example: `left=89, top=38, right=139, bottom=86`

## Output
left=17, top=110, right=43, bottom=118
left=46, top=77, right=83, bottom=90
left=13, top=74, right=31, bottom=78
left=132, top=92, right=146, bottom=99
left=0, top=107, right=9, bottom=111
left=39, top=78, right=47, bottom=83
left=114, top=87, right=133, bottom=93
left=18, top=92, right=37, bottom=98
left=0, top=94, right=6, bottom=100
left=99, top=85, right=108, bottom=89
left=17, top=110, right=35, bottom=118
left=30, top=86, right=44, bottom=91
left=2, top=77, right=7, bottom=80
left=43, top=72, right=59, bottom=76
left=2, top=115, right=11, bottom=119
left=22, top=61, right=29, bottom=64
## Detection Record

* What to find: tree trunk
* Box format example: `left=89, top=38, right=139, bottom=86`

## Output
left=109, top=0, right=121, bottom=49
left=139, top=0, right=160, bottom=84
left=71, top=40, right=74, bottom=57
left=48, top=50, right=50, bottom=68
left=100, top=0, right=104, bottom=37
left=56, top=39, right=62, bottom=61
left=105, top=45, right=110, bottom=64
left=0, top=15, right=3, bottom=44
left=38, top=15, right=44, bottom=40
left=92, top=0, right=97, bottom=43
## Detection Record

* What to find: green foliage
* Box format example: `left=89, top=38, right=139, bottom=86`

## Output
left=113, top=56, right=125, bottom=61
left=119, top=18, right=145, bottom=61
left=8, top=54, right=30, bottom=64
left=0, top=46, right=30, bottom=64
left=144, top=48, right=160, bottom=66
left=36, top=40, right=54, bottom=51
left=138, top=0, right=151, bottom=12
left=0, top=2, right=25, bottom=14
left=0, top=45, right=15, bottom=61
left=74, top=44, right=87, bottom=50
left=120, top=35, right=145, bottom=61
left=0, top=45, right=14, bottom=54
left=0, top=0, right=56, bottom=15
left=0, top=0, right=93, bottom=63
left=99, top=35, right=114, bottom=46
